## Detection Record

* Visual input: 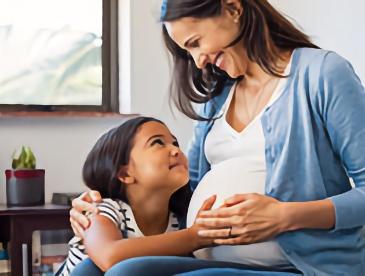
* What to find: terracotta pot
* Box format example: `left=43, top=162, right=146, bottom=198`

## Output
left=5, top=169, right=45, bottom=207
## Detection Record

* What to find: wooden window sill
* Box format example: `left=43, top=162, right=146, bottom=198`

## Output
left=0, top=111, right=138, bottom=118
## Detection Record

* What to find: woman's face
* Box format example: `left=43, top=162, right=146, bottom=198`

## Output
left=165, top=5, right=246, bottom=78
left=125, top=121, right=189, bottom=193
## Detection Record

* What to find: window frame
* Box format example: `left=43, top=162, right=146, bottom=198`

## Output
left=0, top=0, right=119, bottom=113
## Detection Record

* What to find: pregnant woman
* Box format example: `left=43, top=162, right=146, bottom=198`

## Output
left=186, top=58, right=292, bottom=268
left=70, top=0, right=365, bottom=275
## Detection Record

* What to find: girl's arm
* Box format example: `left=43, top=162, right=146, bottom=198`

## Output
left=83, top=196, right=216, bottom=272
left=84, top=216, right=198, bottom=271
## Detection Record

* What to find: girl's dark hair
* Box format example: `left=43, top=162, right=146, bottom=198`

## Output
left=82, top=116, right=192, bottom=218
left=161, top=0, right=319, bottom=120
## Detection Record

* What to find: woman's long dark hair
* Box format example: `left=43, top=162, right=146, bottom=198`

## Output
left=161, top=0, right=319, bottom=120
left=83, top=116, right=192, bottom=219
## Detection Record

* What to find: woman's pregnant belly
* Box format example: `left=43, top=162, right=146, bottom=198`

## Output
left=186, top=157, right=266, bottom=227
left=186, top=158, right=291, bottom=268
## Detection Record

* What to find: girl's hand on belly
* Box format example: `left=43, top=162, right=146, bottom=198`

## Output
left=188, top=195, right=218, bottom=249
left=195, top=193, right=288, bottom=245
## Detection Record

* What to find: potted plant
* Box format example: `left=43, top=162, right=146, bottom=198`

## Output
left=5, top=146, right=45, bottom=207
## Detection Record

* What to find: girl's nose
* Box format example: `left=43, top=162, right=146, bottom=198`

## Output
left=170, top=145, right=180, bottom=157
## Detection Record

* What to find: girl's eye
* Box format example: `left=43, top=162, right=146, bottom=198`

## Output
left=173, top=141, right=179, bottom=147
left=151, top=138, right=165, bottom=146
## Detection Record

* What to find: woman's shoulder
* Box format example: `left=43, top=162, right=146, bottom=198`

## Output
left=291, top=48, right=364, bottom=112
left=293, top=47, right=350, bottom=74
left=294, top=48, right=360, bottom=82
left=294, top=47, right=329, bottom=59
left=290, top=47, right=360, bottom=92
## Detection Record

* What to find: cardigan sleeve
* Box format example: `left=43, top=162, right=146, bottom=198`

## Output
left=319, top=52, right=365, bottom=230
left=187, top=106, right=210, bottom=191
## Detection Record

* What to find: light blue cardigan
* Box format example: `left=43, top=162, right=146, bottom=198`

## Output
left=187, top=48, right=365, bottom=276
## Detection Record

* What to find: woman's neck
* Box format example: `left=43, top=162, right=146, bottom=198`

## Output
left=243, top=50, right=292, bottom=87
left=126, top=188, right=171, bottom=236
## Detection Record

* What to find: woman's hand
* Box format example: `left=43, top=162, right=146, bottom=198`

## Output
left=195, top=193, right=288, bottom=245
left=70, top=190, right=102, bottom=238
left=188, top=195, right=217, bottom=249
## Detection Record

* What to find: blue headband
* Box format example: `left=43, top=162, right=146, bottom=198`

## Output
left=160, top=0, right=168, bottom=20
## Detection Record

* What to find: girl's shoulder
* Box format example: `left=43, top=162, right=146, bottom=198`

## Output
left=98, top=198, right=124, bottom=209
left=95, top=198, right=129, bottom=228
left=99, top=199, right=180, bottom=236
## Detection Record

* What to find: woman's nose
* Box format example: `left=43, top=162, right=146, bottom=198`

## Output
left=190, top=51, right=208, bottom=69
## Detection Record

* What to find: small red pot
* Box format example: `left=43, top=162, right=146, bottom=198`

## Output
left=5, top=169, right=45, bottom=207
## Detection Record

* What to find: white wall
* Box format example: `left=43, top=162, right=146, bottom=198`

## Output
left=0, top=117, right=126, bottom=203
left=128, top=0, right=193, bottom=150
left=270, top=0, right=365, bottom=82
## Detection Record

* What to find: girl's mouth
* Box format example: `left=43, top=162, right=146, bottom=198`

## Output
left=169, top=163, right=180, bottom=169
left=169, top=163, right=186, bottom=170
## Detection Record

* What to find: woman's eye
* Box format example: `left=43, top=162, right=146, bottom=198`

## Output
left=189, top=40, right=199, bottom=48
left=173, top=141, right=180, bottom=147
left=151, top=138, right=164, bottom=146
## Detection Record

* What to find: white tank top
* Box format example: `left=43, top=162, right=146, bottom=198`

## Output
left=186, top=59, right=293, bottom=269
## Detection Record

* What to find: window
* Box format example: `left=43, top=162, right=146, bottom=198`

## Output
left=0, top=0, right=118, bottom=113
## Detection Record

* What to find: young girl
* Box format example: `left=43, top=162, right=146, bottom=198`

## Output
left=57, top=116, right=216, bottom=275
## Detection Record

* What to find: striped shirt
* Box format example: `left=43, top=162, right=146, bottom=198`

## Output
left=57, top=198, right=180, bottom=275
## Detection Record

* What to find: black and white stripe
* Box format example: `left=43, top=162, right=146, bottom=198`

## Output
left=57, top=198, right=180, bottom=275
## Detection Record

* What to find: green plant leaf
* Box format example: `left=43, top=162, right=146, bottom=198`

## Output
left=11, top=146, right=36, bottom=169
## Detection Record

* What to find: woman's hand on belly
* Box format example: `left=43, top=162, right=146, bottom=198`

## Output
left=195, top=193, right=288, bottom=245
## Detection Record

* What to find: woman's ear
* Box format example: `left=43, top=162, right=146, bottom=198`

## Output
left=222, top=0, right=243, bottom=22
left=117, top=165, right=136, bottom=185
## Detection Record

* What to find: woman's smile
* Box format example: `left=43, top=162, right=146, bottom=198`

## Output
left=214, top=52, right=225, bottom=70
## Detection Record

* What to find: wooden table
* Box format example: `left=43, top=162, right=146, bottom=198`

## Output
left=0, top=204, right=71, bottom=276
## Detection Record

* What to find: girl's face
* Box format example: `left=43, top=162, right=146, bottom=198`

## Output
left=125, top=121, right=189, bottom=193
left=165, top=2, right=246, bottom=78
